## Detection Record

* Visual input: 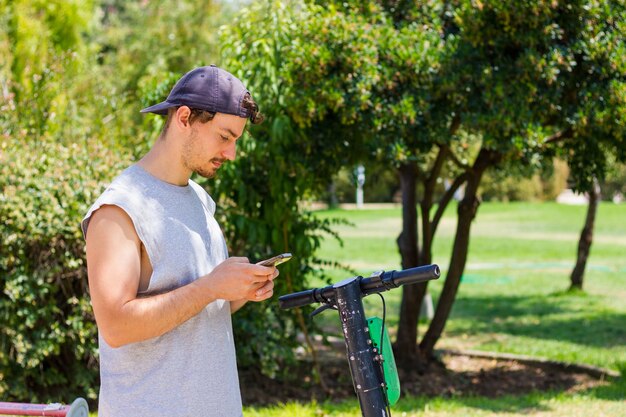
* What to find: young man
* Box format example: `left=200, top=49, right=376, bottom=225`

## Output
left=82, top=65, right=275, bottom=417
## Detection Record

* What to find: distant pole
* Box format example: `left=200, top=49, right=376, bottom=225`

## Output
left=356, top=165, right=365, bottom=209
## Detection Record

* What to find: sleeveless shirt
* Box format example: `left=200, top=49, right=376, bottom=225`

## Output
left=81, top=164, right=242, bottom=417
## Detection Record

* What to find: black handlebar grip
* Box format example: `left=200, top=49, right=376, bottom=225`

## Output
left=278, top=289, right=316, bottom=309
left=386, top=264, right=440, bottom=287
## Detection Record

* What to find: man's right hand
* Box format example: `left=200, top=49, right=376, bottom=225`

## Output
left=196, top=257, right=278, bottom=302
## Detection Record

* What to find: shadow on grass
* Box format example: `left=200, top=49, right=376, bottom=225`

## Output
left=589, top=366, right=626, bottom=401
left=241, top=357, right=625, bottom=417
left=241, top=355, right=625, bottom=409
left=396, top=375, right=626, bottom=414
left=447, top=294, right=626, bottom=348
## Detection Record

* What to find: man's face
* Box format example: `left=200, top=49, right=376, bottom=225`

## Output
left=182, top=112, right=247, bottom=179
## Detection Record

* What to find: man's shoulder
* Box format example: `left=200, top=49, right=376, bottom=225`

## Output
left=188, top=179, right=216, bottom=214
left=81, top=166, right=145, bottom=238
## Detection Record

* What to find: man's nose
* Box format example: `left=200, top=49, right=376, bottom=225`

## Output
left=222, top=141, right=236, bottom=161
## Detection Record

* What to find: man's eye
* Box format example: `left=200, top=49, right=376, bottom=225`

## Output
left=221, top=135, right=230, bottom=141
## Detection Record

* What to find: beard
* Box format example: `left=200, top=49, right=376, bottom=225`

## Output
left=182, top=128, right=225, bottom=179
left=193, top=158, right=225, bottom=179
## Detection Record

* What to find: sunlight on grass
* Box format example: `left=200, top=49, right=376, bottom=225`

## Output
left=293, top=202, right=626, bottom=416
left=243, top=383, right=626, bottom=416
left=312, top=202, right=626, bottom=371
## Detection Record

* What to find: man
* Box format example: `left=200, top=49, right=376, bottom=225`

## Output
left=82, top=65, right=276, bottom=417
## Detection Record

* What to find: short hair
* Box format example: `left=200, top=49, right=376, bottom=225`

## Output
left=241, top=92, right=264, bottom=124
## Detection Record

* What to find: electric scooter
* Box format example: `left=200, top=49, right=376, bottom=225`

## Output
left=279, top=264, right=440, bottom=417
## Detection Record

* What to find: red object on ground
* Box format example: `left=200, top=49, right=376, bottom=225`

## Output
left=0, top=402, right=70, bottom=416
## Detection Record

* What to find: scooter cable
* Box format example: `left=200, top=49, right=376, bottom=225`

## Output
left=375, top=293, right=392, bottom=416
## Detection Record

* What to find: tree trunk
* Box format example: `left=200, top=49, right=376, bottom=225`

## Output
left=570, top=178, right=600, bottom=291
left=420, top=149, right=500, bottom=357
left=327, top=180, right=339, bottom=209
left=395, top=146, right=459, bottom=367
left=420, top=146, right=448, bottom=266
left=394, top=161, right=424, bottom=368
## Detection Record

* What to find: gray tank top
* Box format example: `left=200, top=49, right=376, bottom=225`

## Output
left=82, top=164, right=242, bottom=417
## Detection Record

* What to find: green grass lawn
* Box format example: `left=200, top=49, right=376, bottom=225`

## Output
left=245, top=202, right=625, bottom=416
left=243, top=379, right=626, bottom=416
left=313, top=202, right=626, bottom=372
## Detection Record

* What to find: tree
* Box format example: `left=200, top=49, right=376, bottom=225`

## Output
left=94, top=0, right=223, bottom=154
left=556, top=0, right=626, bottom=291
left=218, top=0, right=376, bottom=379
left=407, top=0, right=626, bottom=364
left=294, top=0, right=626, bottom=368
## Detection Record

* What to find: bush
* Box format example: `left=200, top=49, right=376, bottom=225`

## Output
left=480, top=172, right=544, bottom=202
left=480, top=159, right=568, bottom=202
left=0, top=134, right=128, bottom=401
left=602, top=162, right=626, bottom=201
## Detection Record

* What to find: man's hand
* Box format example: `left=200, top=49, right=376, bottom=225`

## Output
left=202, top=257, right=279, bottom=314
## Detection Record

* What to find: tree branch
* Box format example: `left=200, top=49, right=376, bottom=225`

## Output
left=447, top=147, right=471, bottom=171
left=544, top=128, right=574, bottom=145
left=430, top=172, right=469, bottom=241
left=426, top=145, right=450, bottom=195
left=449, top=113, right=462, bottom=136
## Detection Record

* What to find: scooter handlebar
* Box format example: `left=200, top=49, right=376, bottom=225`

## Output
left=378, top=264, right=441, bottom=288
left=278, top=264, right=440, bottom=310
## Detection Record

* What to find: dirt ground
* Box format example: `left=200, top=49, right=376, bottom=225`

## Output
left=240, top=350, right=609, bottom=406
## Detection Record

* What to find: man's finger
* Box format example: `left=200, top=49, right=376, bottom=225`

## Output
left=225, top=256, right=249, bottom=264
left=249, top=264, right=276, bottom=279
left=255, top=280, right=274, bottom=297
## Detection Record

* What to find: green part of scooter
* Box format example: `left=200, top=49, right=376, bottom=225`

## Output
left=366, top=316, right=401, bottom=406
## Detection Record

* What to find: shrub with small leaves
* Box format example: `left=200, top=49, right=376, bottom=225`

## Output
left=0, top=133, right=128, bottom=401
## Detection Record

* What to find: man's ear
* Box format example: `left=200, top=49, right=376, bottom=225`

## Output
left=174, top=106, right=192, bottom=129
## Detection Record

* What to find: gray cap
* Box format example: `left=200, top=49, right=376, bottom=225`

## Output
left=140, top=65, right=251, bottom=118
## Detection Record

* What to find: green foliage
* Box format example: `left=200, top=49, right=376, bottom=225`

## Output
left=0, top=0, right=142, bottom=404
left=5, top=0, right=95, bottom=95
left=284, top=2, right=382, bottom=129
left=1, top=0, right=103, bottom=401
left=283, top=0, right=626, bottom=360
left=480, top=159, right=569, bottom=202
left=557, top=1, right=626, bottom=191
left=2, top=0, right=95, bottom=138
left=0, top=136, right=127, bottom=400
left=216, top=0, right=626, bottom=367
left=480, top=172, right=544, bottom=202
left=373, top=5, right=450, bottom=158
left=218, top=0, right=357, bottom=377
left=602, top=162, right=626, bottom=200
left=94, top=0, right=224, bottom=156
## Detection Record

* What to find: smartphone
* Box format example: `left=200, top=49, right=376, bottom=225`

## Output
left=257, top=253, right=292, bottom=267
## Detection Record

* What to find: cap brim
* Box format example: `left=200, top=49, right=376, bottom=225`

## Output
left=140, top=101, right=176, bottom=115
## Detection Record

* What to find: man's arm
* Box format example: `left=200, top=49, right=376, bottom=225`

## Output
left=230, top=299, right=248, bottom=314
left=85, top=205, right=276, bottom=347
